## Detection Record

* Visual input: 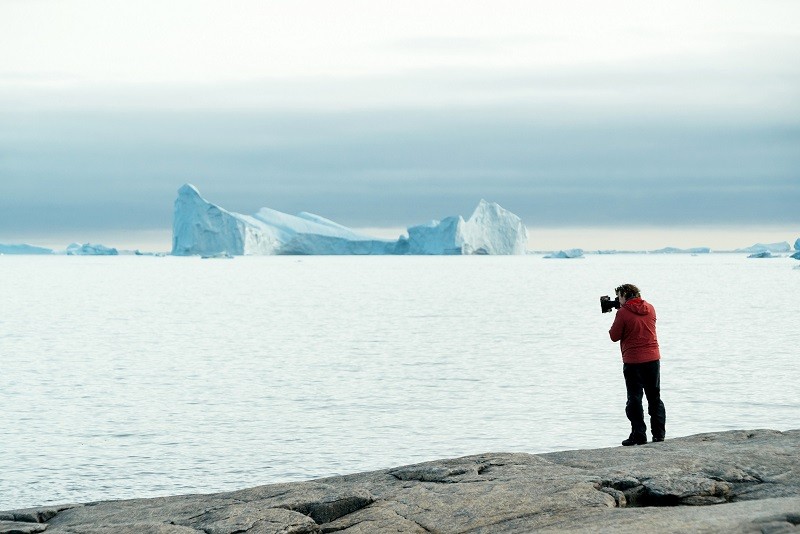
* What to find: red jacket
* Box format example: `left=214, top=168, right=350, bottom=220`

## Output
left=609, top=297, right=661, bottom=364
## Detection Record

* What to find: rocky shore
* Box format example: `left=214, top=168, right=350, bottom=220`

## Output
left=3, top=429, right=799, bottom=533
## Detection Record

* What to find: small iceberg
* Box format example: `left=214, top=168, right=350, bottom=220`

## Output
left=747, top=251, right=776, bottom=259
left=201, top=252, right=234, bottom=259
left=66, top=243, right=119, bottom=255
left=737, top=242, right=790, bottom=253
left=649, top=247, right=711, bottom=254
left=0, top=243, right=54, bottom=255
left=544, top=248, right=584, bottom=259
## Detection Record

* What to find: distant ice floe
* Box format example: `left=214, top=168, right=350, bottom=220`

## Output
left=736, top=242, right=791, bottom=254
left=66, top=243, right=119, bottom=255
left=649, top=247, right=711, bottom=254
left=0, top=243, right=54, bottom=255
left=171, top=184, right=528, bottom=256
left=544, top=248, right=584, bottom=259
left=201, top=252, right=234, bottom=259
left=1, top=242, right=123, bottom=255
left=747, top=251, right=778, bottom=259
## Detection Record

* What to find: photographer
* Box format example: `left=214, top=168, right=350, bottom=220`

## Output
left=608, top=284, right=666, bottom=446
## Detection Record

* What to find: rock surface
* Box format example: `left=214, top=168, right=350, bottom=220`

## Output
left=2, top=429, right=799, bottom=533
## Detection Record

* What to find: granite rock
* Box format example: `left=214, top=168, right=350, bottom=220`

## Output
left=3, top=429, right=799, bottom=533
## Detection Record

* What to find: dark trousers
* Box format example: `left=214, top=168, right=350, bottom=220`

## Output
left=623, top=360, right=666, bottom=439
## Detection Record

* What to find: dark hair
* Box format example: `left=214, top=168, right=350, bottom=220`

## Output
left=615, top=284, right=641, bottom=299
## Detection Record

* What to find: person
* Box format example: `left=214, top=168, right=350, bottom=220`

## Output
left=608, top=283, right=666, bottom=446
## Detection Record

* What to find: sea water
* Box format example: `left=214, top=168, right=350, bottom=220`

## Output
left=1, top=254, right=798, bottom=510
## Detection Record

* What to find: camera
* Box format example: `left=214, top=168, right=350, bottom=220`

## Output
left=600, top=295, right=620, bottom=313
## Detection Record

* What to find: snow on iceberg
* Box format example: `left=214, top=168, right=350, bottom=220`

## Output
left=544, top=248, right=584, bottom=259
left=66, top=243, right=119, bottom=255
left=0, top=243, right=54, bottom=255
left=171, top=184, right=528, bottom=256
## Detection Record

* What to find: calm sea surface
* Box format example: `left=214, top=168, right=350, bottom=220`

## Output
left=1, top=254, right=798, bottom=510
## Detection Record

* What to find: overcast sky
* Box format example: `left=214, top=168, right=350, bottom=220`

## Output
left=1, top=0, right=798, bottom=250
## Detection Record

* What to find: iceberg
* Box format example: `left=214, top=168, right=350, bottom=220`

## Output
left=172, top=184, right=398, bottom=256
left=544, top=248, right=584, bottom=259
left=201, top=252, right=234, bottom=259
left=171, top=184, right=528, bottom=256
left=790, top=251, right=800, bottom=260
left=0, top=243, right=54, bottom=255
left=66, top=243, right=119, bottom=255
left=736, top=242, right=790, bottom=253
left=795, top=238, right=800, bottom=251
left=747, top=251, right=775, bottom=258
left=649, top=247, right=711, bottom=254
left=404, top=200, right=527, bottom=255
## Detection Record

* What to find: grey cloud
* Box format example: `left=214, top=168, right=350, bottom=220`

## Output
left=1, top=107, right=797, bottom=238
left=3, top=33, right=798, bottom=119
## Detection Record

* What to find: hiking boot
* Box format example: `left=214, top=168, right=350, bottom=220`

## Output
left=622, top=434, right=648, bottom=446
left=652, top=436, right=665, bottom=442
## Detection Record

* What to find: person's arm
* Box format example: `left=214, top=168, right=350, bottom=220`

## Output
left=609, top=310, right=624, bottom=342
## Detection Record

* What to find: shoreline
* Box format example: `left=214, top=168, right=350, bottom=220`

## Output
left=3, top=428, right=799, bottom=533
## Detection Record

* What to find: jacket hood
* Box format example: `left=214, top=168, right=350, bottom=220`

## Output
left=623, top=297, right=651, bottom=316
